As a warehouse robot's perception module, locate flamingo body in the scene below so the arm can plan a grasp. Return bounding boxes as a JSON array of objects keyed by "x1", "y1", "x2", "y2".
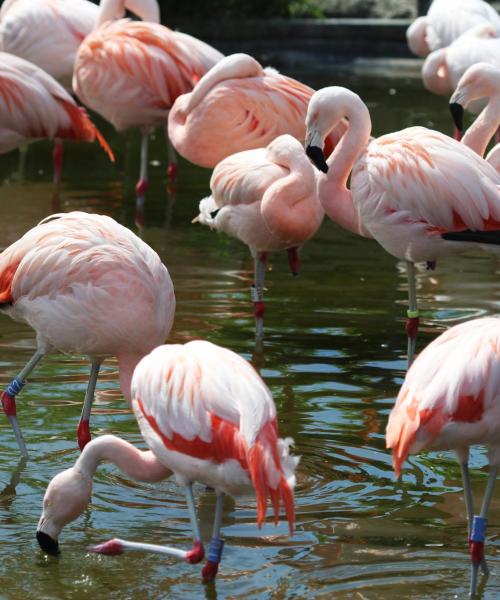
[
  {"x1": 0, "y1": 52, "x2": 113, "y2": 158},
  {"x1": 168, "y1": 53, "x2": 345, "y2": 169},
  {"x1": 0, "y1": 211, "x2": 175, "y2": 397},
  {"x1": 132, "y1": 341, "x2": 296, "y2": 525},
  {"x1": 0, "y1": 0, "x2": 98, "y2": 90},
  {"x1": 73, "y1": 19, "x2": 224, "y2": 133}
]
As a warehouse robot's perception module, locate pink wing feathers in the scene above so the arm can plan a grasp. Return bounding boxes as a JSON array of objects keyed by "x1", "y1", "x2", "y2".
[
  {"x1": 131, "y1": 341, "x2": 297, "y2": 533},
  {"x1": 0, "y1": 52, "x2": 113, "y2": 159},
  {"x1": 73, "y1": 20, "x2": 223, "y2": 131},
  {"x1": 353, "y1": 127, "x2": 500, "y2": 235},
  {"x1": 386, "y1": 317, "x2": 500, "y2": 477}
]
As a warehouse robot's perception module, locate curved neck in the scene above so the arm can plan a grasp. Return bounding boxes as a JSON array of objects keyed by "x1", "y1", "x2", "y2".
[
  {"x1": 96, "y1": 0, "x2": 159, "y2": 28},
  {"x1": 118, "y1": 353, "x2": 145, "y2": 403},
  {"x1": 462, "y1": 97, "x2": 500, "y2": 157},
  {"x1": 422, "y1": 49, "x2": 451, "y2": 95},
  {"x1": 320, "y1": 104, "x2": 372, "y2": 237},
  {"x1": 76, "y1": 435, "x2": 172, "y2": 483}
]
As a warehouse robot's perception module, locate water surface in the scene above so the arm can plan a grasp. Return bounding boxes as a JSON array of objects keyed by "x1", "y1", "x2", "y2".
[{"x1": 0, "y1": 70, "x2": 499, "y2": 600}]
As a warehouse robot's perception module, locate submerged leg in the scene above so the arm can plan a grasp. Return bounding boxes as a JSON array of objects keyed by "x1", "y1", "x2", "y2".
[
  {"x1": 52, "y1": 138, "x2": 64, "y2": 186},
  {"x1": 252, "y1": 253, "x2": 267, "y2": 340},
  {"x1": 201, "y1": 491, "x2": 225, "y2": 582},
  {"x1": 405, "y1": 260, "x2": 419, "y2": 369},
  {"x1": 469, "y1": 466, "x2": 497, "y2": 597},
  {"x1": 1, "y1": 350, "x2": 45, "y2": 458},
  {"x1": 77, "y1": 362, "x2": 101, "y2": 451},
  {"x1": 287, "y1": 247, "x2": 300, "y2": 277},
  {"x1": 89, "y1": 481, "x2": 205, "y2": 563}
]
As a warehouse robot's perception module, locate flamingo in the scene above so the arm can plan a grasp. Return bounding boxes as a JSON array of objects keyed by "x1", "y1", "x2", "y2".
[
  {"x1": 386, "y1": 316, "x2": 500, "y2": 596},
  {"x1": 0, "y1": 52, "x2": 114, "y2": 184},
  {"x1": 449, "y1": 63, "x2": 500, "y2": 171},
  {"x1": 73, "y1": 2, "x2": 224, "y2": 205},
  {"x1": 304, "y1": 86, "x2": 500, "y2": 367},
  {"x1": 193, "y1": 134, "x2": 324, "y2": 339},
  {"x1": 407, "y1": 0, "x2": 500, "y2": 58},
  {"x1": 36, "y1": 341, "x2": 297, "y2": 582},
  {"x1": 0, "y1": 211, "x2": 175, "y2": 457},
  {"x1": 168, "y1": 53, "x2": 347, "y2": 170}
]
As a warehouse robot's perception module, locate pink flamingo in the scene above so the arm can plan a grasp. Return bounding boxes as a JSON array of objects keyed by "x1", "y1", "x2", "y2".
[
  {"x1": 304, "y1": 86, "x2": 500, "y2": 366},
  {"x1": 36, "y1": 341, "x2": 297, "y2": 581},
  {"x1": 168, "y1": 53, "x2": 347, "y2": 169},
  {"x1": 73, "y1": 4, "x2": 224, "y2": 204},
  {"x1": 0, "y1": 211, "x2": 175, "y2": 457},
  {"x1": 407, "y1": 0, "x2": 500, "y2": 58},
  {"x1": 386, "y1": 316, "x2": 500, "y2": 596},
  {"x1": 449, "y1": 63, "x2": 500, "y2": 169},
  {"x1": 0, "y1": 52, "x2": 114, "y2": 184},
  {"x1": 193, "y1": 134, "x2": 324, "y2": 338}
]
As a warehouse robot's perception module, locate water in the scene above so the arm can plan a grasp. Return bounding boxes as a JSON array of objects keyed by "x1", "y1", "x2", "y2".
[{"x1": 1, "y1": 70, "x2": 500, "y2": 600}]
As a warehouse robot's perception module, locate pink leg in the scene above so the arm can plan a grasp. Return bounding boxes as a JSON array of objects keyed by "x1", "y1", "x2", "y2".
[
  {"x1": 52, "y1": 138, "x2": 64, "y2": 186},
  {"x1": 136, "y1": 130, "x2": 149, "y2": 205},
  {"x1": 201, "y1": 491, "x2": 225, "y2": 582},
  {"x1": 287, "y1": 247, "x2": 300, "y2": 277},
  {"x1": 77, "y1": 362, "x2": 100, "y2": 451},
  {"x1": 165, "y1": 126, "x2": 177, "y2": 195}
]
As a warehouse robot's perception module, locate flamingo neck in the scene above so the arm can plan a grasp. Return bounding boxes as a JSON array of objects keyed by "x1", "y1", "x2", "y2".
[
  {"x1": 462, "y1": 97, "x2": 500, "y2": 158},
  {"x1": 118, "y1": 353, "x2": 144, "y2": 403},
  {"x1": 96, "y1": 0, "x2": 125, "y2": 27},
  {"x1": 76, "y1": 435, "x2": 172, "y2": 483},
  {"x1": 96, "y1": 0, "x2": 159, "y2": 28},
  {"x1": 422, "y1": 49, "x2": 451, "y2": 95},
  {"x1": 320, "y1": 106, "x2": 372, "y2": 236}
]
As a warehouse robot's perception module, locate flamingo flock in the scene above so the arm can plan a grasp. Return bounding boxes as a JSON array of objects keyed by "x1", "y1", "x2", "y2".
[{"x1": 0, "y1": 0, "x2": 500, "y2": 595}]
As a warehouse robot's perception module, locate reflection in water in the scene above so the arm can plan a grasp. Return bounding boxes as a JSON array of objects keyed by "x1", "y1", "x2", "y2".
[{"x1": 0, "y1": 73, "x2": 500, "y2": 599}]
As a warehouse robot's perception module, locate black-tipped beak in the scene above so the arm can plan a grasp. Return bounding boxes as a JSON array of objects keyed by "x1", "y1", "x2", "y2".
[
  {"x1": 305, "y1": 145, "x2": 329, "y2": 173},
  {"x1": 449, "y1": 102, "x2": 464, "y2": 133},
  {"x1": 36, "y1": 530, "x2": 60, "y2": 555}
]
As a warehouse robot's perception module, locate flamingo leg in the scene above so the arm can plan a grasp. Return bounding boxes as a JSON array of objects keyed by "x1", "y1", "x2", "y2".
[
  {"x1": 17, "y1": 144, "x2": 28, "y2": 183},
  {"x1": 252, "y1": 253, "x2": 267, "y2": 340},
  {"x1": 165, "y1": 124, "x2": 177, "y2": 193},
  {"x1": 201, "y1": 491, "x2": 225, "y2": 582},
  {"x1": 52, "y1": 138, "x2": 64, "y2": 187},
  {"x1": 136, "y1": 130, "x2": 149, "y2": 207},
  {"x1": 287, "y1": 247, "x2": 300, "y2": 277},
  {"x1": 470, "y1": 467, "x2": 497, "y2": 597},
  {"x1": 88, "y1": 482, "x2": 205, "y2": 564},
  {"x1": 77, "y1": 362, "x2": 101, "y2": 452},
  {"x1": 405, "y1": 260, "x2": 419, "y2": 369},
  {"x1": 1, "y1": 350, "x2": 45, "y2": 458}
]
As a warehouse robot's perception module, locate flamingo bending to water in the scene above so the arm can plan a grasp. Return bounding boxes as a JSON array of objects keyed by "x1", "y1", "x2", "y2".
[
  {"x1": 449, "y1": 63, "x2": 500, "y2": 171},
  {"x1": 407, "y1": 0, "x2": 500, "y2": 58},
  {"x1": 73, "y1": 6, "x2": 223, "y2": 203},
  {"x1": 168, "y1": 53, "x2": 347, "y2": 169},
  {"x1": 386, "y1": 316, "x2": 500, "y2": 596},
  {"x1": 0, "y1": 52, "x2": 114, "y2": 184},
  {"x1": 36, "y1": 341, "x2": 297, "y2": 581},
  {"x1": 0, "y1": 211, "x2": 175, "y2": 457},
  {"x1": 304, "y1": 86, "x2": 500, "y2": 366},
  {"x1": 194, "y1": 134, "x2": 324, "y2": 338}
]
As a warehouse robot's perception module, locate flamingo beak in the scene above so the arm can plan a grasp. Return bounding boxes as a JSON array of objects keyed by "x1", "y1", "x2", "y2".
[
  {"x1": 36, "y1": 530, "x2": 60, "y2": 555},
  {"x1": 449, "y1": 102, "x2": 464, "y2": 135},
  {"x1": 305, "y1": 145, "x2": 329, "y2": 173}
]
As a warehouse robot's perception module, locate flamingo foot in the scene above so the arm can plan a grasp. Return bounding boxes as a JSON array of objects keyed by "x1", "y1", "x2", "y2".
[
  {"x1": 77, "y1": 419, "x2": 91, "y2": 451},
  {"x1": 201, "y1": 536, "x2": 224, "y2": 581},
  {"x1": 185, "y1": 539, "x2": 205, "y2": 564},
  {"x1": 88, "y1": 538, "x2": 125, "y2": 555},
  {"x1": 287, "y1": 247, "x2": 300, "y2": 277}
]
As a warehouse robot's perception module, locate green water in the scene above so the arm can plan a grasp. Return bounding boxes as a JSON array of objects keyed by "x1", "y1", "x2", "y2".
[{"x1": 0, "y1": 70, "x2": 499, "y2": 600}]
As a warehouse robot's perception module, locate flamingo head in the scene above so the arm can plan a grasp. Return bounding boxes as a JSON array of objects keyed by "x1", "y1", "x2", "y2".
[
  {"x1": 450, "y1": 62, "x2": 500, "y2": 123},
  {"x1": 36, "y1": 466, "x2": 93, "y2": 555}
]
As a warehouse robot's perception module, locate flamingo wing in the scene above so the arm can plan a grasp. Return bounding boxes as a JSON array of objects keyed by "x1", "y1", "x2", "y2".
[
  {"x1": 354, "y1": 127, "x2": 500, "y2": 235},
  {"x1": 386, "y1": 317, "x2": 500, "y2": 477}
]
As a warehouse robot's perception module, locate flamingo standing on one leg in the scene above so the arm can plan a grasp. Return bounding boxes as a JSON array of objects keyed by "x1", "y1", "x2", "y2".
[
  {"x1": 193, "y1": 134, "x2": 324, "y2": 339},
  {"x1": 0, "y1": 52, "x2": 114, "y2": 185},
  {"x1": 304, "y1": 86, "x2": 500, "y2": 367},
  {"x1": 36, "y1": 340, "x2": 297, "y2": 582},
  {"x1": 386, "y1": 316, "x2": 500, "y2": 596},
  {"x1": 0, "y1": 211, "x2": 175, "y2": 457},
  {"x1": 73, "y1": 1, "x2": 224, "y2": 207},
  {"x1": 168, "y1": 53, "x2": 347, "y2": 169},
  {"x1": 449, "y1": 63, "x2": 500, "y2": 170},
  {"x1": 406, "y1": 0, "x2": 500, "y2": 58}
]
